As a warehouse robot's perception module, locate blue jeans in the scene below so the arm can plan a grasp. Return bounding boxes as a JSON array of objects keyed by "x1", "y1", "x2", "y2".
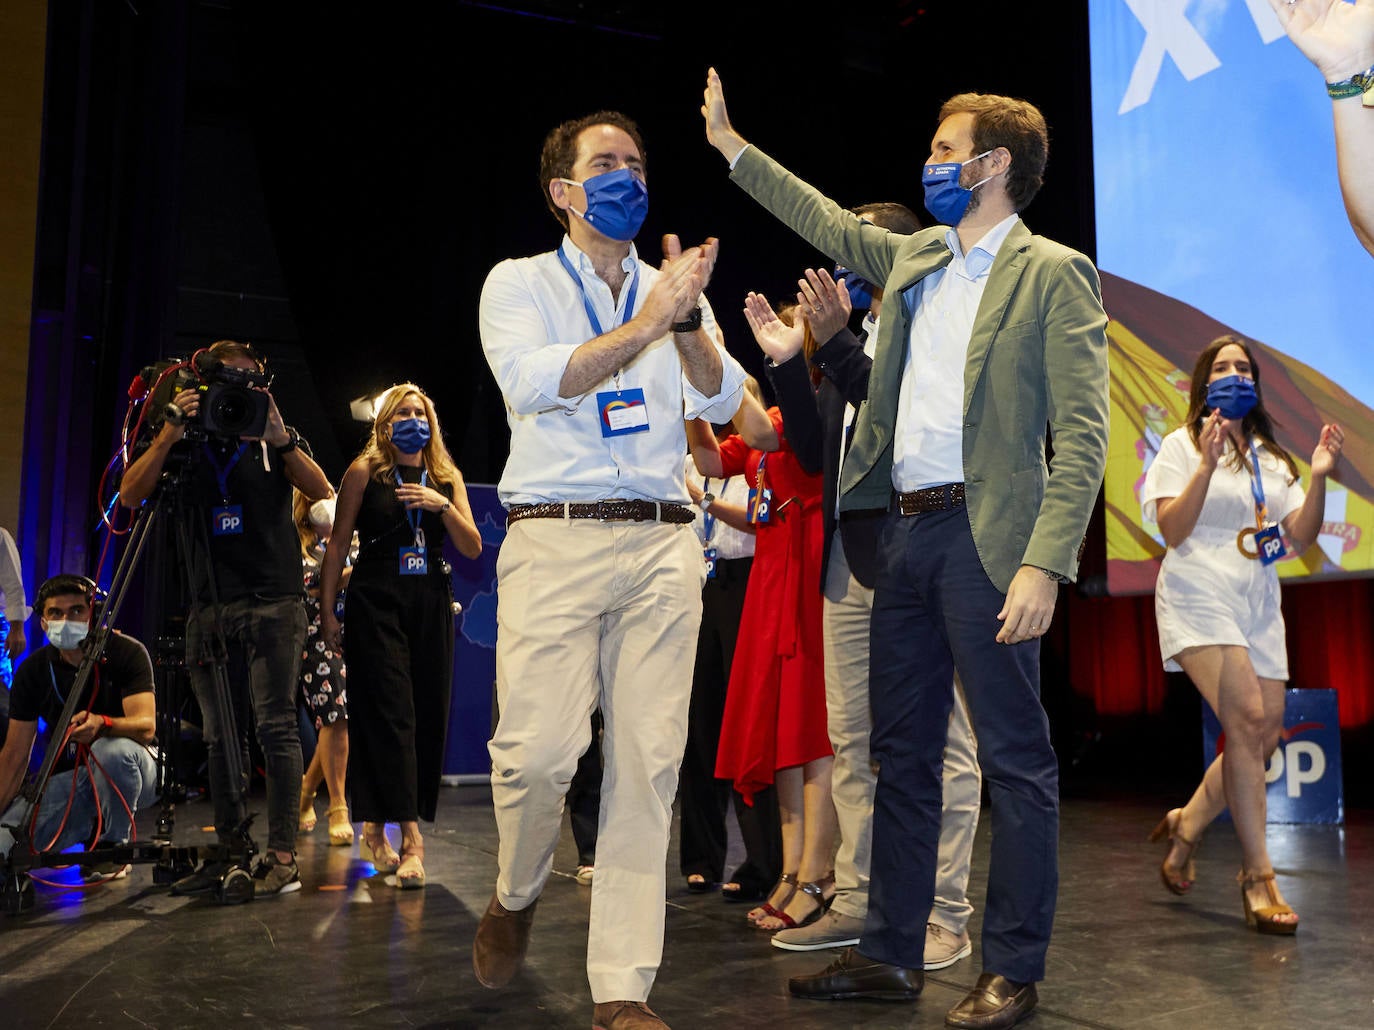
[
  {"x1": 185, "y1": 595, "x2": 306, "y2": 854},
  {"x1": 0, "y1": 737, "x2": 158, "y2": 860}
]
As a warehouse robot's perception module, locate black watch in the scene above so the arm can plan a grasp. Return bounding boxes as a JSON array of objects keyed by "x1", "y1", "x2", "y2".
[
  {"x1": 275, "y1": 427, "x2": 300, "y2": 454},
  {"x1": 671, "y1": 307, "x2": 703, "y2": 333}
]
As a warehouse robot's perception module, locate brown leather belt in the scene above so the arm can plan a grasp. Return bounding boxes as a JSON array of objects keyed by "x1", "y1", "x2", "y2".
[
  {"x1": 893, "y1": 483, "x2": 965, "y2": 516},
  {"x1": 506, "y1": 500, "x2": 697, "y2": 527}
]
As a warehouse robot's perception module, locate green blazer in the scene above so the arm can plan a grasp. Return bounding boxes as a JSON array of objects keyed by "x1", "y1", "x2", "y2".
[{"x1": 731, "y1": 146, "x2": 1109, "y2": 592}]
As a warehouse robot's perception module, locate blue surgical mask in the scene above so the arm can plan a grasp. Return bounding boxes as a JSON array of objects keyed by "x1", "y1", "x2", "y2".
[
  {"x1": 560, "y1": 168, "x2": 649, "y2": 241},
  {"x1": 1206, "y1": 375, "x2": 1259, "y2": 420},
  {"x1": 389, "y1": 417, "x2": 431, "y2": 454},
  {"x1": 921, "y1": 150, "x2": 994, "y2": 225},
  {"x1": 834, "y1": 266, "x2": 874, "y2": 311},
  {"x1": 46, "y1": 618, "x2": 89, "y2": 651}
]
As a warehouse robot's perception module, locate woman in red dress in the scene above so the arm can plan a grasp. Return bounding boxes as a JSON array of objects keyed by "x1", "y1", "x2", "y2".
[{"x1": 690, "y1": 311, "x2": 837, "y2": 932}]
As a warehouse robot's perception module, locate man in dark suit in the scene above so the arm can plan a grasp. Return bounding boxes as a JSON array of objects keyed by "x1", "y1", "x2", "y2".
[
  {"x1": 758, "y1": 206, "x2": 981, "y2": 972},
  {"x1": 703, "y1": 68, "x2": 1109, "y2": 1030}
]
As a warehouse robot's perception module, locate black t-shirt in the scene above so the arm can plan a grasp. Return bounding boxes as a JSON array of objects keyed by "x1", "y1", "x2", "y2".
[
  {"x1": 9, "y1": 632, "x2": 154, "y2": 774},
  {"x1": 146, "y1": 436, "x2": 303, "y2": 602}
]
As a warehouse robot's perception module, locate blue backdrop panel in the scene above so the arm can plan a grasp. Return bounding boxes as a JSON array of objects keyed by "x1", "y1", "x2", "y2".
[
  {"x1": 443, "y1": 483, "x2": 505, "y2": 777},
  {"x1": 1201, "y1": 688, "x2": 1344, "y2": 825}
]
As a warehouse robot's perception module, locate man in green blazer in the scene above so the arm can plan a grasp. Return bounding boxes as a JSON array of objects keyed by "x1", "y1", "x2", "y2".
[{"x1": 702, "y1": 68, "x2": 1109, "y2": 1030}]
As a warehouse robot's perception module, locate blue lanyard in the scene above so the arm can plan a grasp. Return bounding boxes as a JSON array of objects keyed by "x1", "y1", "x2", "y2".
[
  {"x1": 755, "y1": 453, "x2": 768, "y2": 491},
  {"x1": 203, "y1": 442, "x2": 248, "y2": 502},
  {"x1": 395, "y1": 468, "x2": 428, "y2": 544},
  {"x1": 557, "y1": 247, "x2": 639, "y2": 339},
  {"x1": 703, "y1": 477, "x2": 718, "y2": 542},
  {"x1": 1245, "y1": 439, "x2": 1269, "y2": 526}
]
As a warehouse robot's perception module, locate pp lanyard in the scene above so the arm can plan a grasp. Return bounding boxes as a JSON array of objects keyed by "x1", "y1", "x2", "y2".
[
  {"x1": 557, "y1": 248, "x2": 639, "y2": 338},
  {"x1": 203, "y1": 442, "x2": 248, "y2": 503},
  {"x1": 396, "y1": 469, "x2": 429, "y2": 547},
  {"x1": 702, "y1": 477, "x2": 718, "y2": 542},
  {"x1": 1237, "y1": 439, "x2": 1285, "y2": 564},
  {"x1": 1245, "y1": 439, "x2": 1269, "y2": 529}
]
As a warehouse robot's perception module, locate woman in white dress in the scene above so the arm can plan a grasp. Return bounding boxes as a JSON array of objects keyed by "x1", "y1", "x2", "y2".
[{"x1": 1141, "y1": 334, "x2": 1343, "y2": 935}]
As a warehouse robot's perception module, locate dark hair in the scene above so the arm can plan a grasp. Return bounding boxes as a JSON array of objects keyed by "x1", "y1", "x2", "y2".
[
  {"x1": 1184, "y1": 334, "x2": 1298, "y2": 481},
  {"x1": 539, "y1": 110, "x2": 646, "y2": 230},
  {"x1": 36, "y1": 574, "x2": 97, "y2": 615},
  {"x1": 937, "y1": 93, "x2": 1049, "y2": 211},
  {"x1": 852, "y1": 201, "x2": 924, "y2": 234}
]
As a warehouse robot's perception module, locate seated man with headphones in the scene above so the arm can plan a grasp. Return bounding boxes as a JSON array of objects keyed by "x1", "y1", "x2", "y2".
[{"x1": 0, "y1": 574, "x2": 157, "y2": 882}]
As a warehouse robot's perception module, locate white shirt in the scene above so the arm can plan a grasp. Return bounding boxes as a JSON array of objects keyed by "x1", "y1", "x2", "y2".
[
  {"x1": 0, "y1": 527, "x2": 29, "y2": 622},
  {"x1": 479, "y1": 237, "x2": 746, "y2": 506},
  {"x1": 686, "y1": 456, "x2": 756, "y2": 560},
  {"x1": 893, "y1": 213, "x2": 1020, "y2": 492}
]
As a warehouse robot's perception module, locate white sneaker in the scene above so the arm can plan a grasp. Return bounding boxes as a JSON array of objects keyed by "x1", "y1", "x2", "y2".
[
  {"x1": 924, "y1": 922, "x2": 972, "y2": 970},
  {"x1": 575, "y1": 864, "x2": 594, "y2": 886}
]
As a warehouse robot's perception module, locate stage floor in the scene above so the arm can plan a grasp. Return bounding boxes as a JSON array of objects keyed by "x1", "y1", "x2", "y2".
[{"x1": 2, "y1": 783, "x2": 1370, "y2": 1029}]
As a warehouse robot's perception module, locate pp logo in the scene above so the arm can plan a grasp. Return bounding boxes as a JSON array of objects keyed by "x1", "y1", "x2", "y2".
[
  {"x1": 1262, "y1": 536, "x2": 1283, "y2": 560},
  {"x1": 214, "y1": 511, "x2": 243, "y2": 534},
  {"x1": 403, "y1": 550, "x2": 425, "y2": 570},
  {"x1": 1264, "y1": 723, "x2": 1327, "y2": 798}
]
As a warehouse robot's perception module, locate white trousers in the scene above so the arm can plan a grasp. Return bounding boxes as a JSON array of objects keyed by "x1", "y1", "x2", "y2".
[{"x1": 488, "y1": 518, "x2": 704, "y2": 1002}]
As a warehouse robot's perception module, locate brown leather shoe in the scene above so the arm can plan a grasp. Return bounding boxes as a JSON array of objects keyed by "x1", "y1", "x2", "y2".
[
  {"x1": 591, "y1": 1000, "x2": 669, "y2": 1029},
  {"x1": 788, "y1": 946, "x2": 923, "y2": 1001},
  {"x1": 945, "y1": 972, "x2": 1038, "y2": 1029},
  {"x1": 472, "y1": 894, "x2": 538, "y2": 988}
]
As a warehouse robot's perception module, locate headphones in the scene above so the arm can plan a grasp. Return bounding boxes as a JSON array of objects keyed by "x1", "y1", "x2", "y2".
[{"x1": 35, "y1": 574, "x2": 104, "y2": 619}]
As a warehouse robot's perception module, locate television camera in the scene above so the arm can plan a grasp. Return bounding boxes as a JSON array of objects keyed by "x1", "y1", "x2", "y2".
[{"x1": 137, "y1": 351, "x2": 272, "y2": 442}]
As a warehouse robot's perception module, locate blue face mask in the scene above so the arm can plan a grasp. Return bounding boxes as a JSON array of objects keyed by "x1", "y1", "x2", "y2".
[
  {"x1": 834, "y1": 266, "x2": 874, "y2": 310},
  {"x1": 1206, "y1": 374, "x2": 1259, "y2": 420},
  {"x1": 389, "y1": 417, "x2": 431, "y2": 454},
  {"x1": 46, "y1": 618, "x2": 89, "y2": 651},
  {"x1": 921, "y1": 150, "x2": 994, "y2": 225},
  {"x1": 561, "y1": 167, "x2": 649, "y2": 241}
]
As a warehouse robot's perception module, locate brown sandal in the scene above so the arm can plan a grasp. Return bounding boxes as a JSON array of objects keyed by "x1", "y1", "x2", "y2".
[
  {"x1": 1238, "y1": 869, "x2": 1298, "y2": 935},
  {"x1": 1148, "y1": 809, "x2": 1200, "y2": 895}
]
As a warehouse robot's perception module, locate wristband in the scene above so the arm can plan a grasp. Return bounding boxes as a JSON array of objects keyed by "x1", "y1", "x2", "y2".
[
  {"x1": 1326, "y1": 63, "x2": 1374, "y2": 100},
  {"x1": 671, "y1": 307, "x2": 703, "y2": 333},
  {"x1": 100, "y1": 714, "x2": 114, "y2": 737}
]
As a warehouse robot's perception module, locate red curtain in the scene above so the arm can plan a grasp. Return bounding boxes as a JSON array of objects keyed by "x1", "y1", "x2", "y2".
[{"x1": 1058, "y1": 579, "x2": 1374, "y2": 727}]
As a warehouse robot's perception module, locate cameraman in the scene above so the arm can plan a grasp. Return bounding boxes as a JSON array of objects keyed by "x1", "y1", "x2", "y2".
[
  {"x1": 0, "y1": 574, "x2": 156, "y2": 882},
  {"x1": 120, "y1": 339, "x2": 332, "y2": 897}
]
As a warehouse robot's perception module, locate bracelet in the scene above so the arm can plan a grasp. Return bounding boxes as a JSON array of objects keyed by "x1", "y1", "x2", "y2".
[
  {"x1": 671, "y1": 307, "x2": 703, "y2": 333},
  {"x1": 1032, "y1": 565, "x2": 1067, "y2": 583},
  {"x1": 100, "y1": 714, "x2": 114, "y2": 737},
  {"x1": 275, "y1": 427, "x2": 300, "y2": 454},
  {"x1": 1326, "y1": 62, "x2": 1374, "y2": 100}
]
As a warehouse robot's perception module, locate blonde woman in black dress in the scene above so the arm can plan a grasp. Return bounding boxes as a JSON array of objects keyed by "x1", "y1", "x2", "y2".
[{"x1": 320, "y1": 383, "x2": 481, "y2": 887}]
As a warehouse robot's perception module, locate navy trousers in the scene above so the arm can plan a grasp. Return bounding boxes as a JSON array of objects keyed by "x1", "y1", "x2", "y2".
[{"x1": 860, "y1": 506, "x2": 1058, "y2": 983}]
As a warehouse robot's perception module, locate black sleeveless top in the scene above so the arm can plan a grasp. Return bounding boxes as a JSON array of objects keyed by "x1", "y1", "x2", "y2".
[{"x1": 352, "y1": 465, "x2": 452, "y2": 569}]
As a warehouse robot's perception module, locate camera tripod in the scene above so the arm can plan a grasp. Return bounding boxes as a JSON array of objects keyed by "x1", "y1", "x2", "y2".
[{"x1": 0, "y1": 463, "x2": 260, "y2": 915}]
